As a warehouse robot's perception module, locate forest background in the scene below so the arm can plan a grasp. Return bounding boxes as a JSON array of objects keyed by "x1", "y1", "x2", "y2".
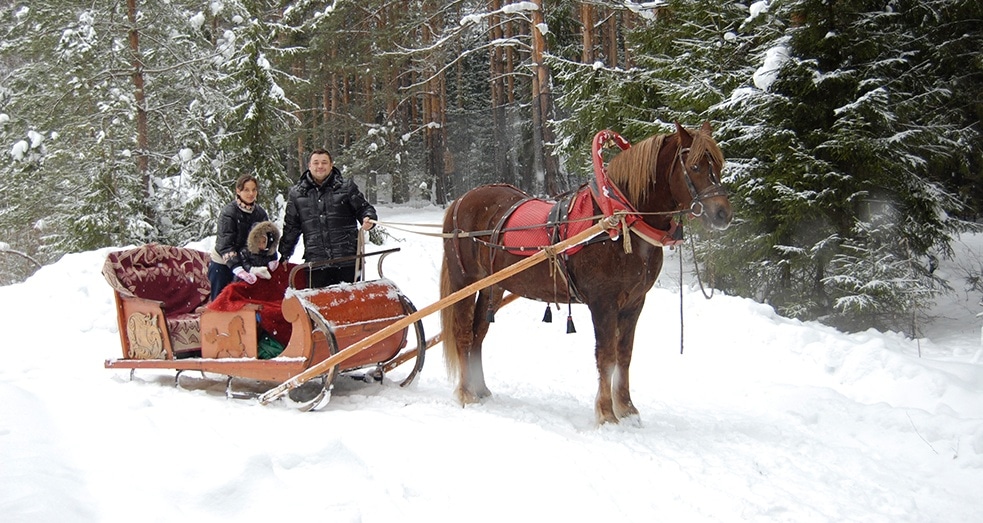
[{"x1": 1, "y1": 0, "x2": 981, "y2": 334}]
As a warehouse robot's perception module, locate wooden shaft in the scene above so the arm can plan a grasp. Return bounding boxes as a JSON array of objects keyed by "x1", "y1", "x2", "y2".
[
  {"x1": 382, "y1": 292, "x2": 522, "y2": 373},
  {"x1": 258, "y1": 219, "x2": 613, "y2": 405}
]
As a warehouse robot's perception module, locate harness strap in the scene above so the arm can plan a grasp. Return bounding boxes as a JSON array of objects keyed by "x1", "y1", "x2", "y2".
[{"x1": 489, "y1": 195, "x2": 537, "y2": 271}]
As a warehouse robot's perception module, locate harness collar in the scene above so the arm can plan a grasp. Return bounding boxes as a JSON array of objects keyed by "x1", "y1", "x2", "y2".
[{"x1": 589, "y1": 130, "x2": 683, "y2": 247}]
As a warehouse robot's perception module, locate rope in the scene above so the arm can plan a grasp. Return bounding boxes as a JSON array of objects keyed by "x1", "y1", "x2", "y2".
[
  {"x1": 688, "y1": 233, "x2": 715, "y2": 300},
  {"x1": 679, "y1": 243, "x2": 685, "y2": 355},
  {"x1": 370, "y1": 206, "x2": 692, "y2": 243},
  {"x1": 620, "y1": 215, "x2": 632, "y2": 254}
]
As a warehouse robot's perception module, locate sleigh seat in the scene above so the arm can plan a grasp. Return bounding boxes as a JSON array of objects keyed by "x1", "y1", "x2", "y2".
[{"x1": 103, "y1": 243, "x2": 212, "y2": 360}]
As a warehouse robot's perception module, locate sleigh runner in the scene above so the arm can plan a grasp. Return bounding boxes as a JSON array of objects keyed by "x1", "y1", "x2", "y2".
[{"x1": 103, "y1": 243, "x2": 425, "y2": 410}]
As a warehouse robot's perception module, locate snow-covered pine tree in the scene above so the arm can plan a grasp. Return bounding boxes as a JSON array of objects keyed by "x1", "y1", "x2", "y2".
[
  {"x1": 550, "y1": 0, "x2": 752, "y2": 181},
  {"x1": 0, "y1": 1, "x2": 301, "y2": 260},
  {"x1": 0, "y1": 2, "x2": 158, "y2": 251},
  {"x1": 711, "y1": 0, "x2": 977, "y2": 331},
  {"x1": 214, "y1": 0, "x2": 300, "y2": 215}
]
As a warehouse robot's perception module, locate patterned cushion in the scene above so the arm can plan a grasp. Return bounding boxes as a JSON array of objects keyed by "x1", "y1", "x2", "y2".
[
  {"x1": 166, "y1": 313, "x2": 203, "y2": 353},
  {"x1": 103, "y1": 244, "x2": 211, "y2": 316}
]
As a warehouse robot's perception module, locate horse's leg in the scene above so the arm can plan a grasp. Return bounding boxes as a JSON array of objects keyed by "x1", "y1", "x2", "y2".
[
  {"x1": 451, "y1": 295, "x2": 490, "y2": 404},
  {"x1": 589, "y1": 305, "x2": 620, "y2": 425},
  {"x1": 461, "y1": 286, "x2": 503, "y2": 400},
  {"x1": 441, "y1": 261, "x2": 483, "y2": 404},
  {"x1": 612, "y1": 304, "x2": 644, "y2": 425}
]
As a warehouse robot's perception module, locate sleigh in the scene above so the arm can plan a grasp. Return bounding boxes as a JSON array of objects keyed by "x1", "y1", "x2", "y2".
[{"x1": 102, "y1": 243, "x2": 425, "y2": 410}]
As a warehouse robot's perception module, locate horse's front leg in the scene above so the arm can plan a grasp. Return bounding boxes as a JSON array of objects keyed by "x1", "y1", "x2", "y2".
[
  {"x1": 612, "y1": 305, "x2": 644, "y2": 425},
  {"x1": 590, "y1": 307, "x2": 620, "y2": 425}
]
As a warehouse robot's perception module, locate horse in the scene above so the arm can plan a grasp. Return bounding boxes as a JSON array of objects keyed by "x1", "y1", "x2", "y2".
[{"x1": 439, "y1": 122, "x2": 733, "y2": 425}]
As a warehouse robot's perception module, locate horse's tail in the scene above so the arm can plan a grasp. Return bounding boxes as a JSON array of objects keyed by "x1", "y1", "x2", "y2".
[{"x1": 439, "y1": 256, "x2": 461, "y2": 380}]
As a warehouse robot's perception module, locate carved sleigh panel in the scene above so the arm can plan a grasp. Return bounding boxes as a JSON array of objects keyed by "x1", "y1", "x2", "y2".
[
  {"x1": 103, "y1": 244, "x2": 211, "y2": 359},
  {"x1": 199, "y1": 306, "x2": 260, "y2": 359}
]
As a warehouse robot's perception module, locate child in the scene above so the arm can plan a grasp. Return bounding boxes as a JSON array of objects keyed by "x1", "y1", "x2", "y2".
[{"x1": 240, "y1": 221, "x2": 281, "y2": 280}]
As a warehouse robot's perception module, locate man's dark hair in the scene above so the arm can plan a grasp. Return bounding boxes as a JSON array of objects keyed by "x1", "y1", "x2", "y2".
[{"x1": 309, "y1": 148, "x2": 332, "y2": 162}]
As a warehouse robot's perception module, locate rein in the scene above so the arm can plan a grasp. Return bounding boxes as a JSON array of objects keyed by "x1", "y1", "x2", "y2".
[{"x1": 371, "y1": 128, "x2": 726, "y2": 254}]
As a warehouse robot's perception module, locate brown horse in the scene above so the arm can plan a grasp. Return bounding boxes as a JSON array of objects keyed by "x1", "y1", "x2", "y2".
[{"x1": 440, "y1": 122, "x2": 733, "y2": 425}]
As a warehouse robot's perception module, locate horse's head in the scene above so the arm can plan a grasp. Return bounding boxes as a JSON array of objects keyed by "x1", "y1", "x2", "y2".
[
  {"x1": 669, "y1": 121, "x2": 733, "y2": 230},
  {"x1": 606, "y1": 122, "x2": 733, "y2": 232}
]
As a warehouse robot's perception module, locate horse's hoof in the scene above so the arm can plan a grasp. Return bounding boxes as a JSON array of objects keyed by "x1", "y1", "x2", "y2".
[
  {"x1": 455, "y1": 388, "x2": 490, "y2": 406},
  {"x1": 618, "y1": 413, "x2": 642, "y2": 428},
  {"x1": 595, "y1": 409, "x2": 620, "y2": 426}
]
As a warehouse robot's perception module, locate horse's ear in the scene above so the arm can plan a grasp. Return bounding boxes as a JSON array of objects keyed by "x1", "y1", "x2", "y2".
[
  {"x1": 701, "y1": 121, "x2": 713, "y2": 134},
  {"x1": 674, "y1": 121, "x2": 690, "y2": 137}
]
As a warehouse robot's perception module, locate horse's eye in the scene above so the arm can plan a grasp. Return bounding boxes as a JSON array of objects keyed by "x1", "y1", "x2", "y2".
[{"x1": 691, "y1": 164, "x2": 701, "y2": 171}]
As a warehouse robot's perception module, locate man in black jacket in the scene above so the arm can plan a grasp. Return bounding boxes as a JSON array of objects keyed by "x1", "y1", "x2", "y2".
[{"x1": 279, "y1": 149, "x2": 377, "y2": 288}]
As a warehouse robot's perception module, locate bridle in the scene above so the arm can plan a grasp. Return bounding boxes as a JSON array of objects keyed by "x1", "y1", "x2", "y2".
[{"x1": 674, "y1": 145, "x2": 729, "y2": 218}]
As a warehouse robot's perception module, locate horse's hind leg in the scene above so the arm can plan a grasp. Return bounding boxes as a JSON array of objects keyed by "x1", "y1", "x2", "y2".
[
  {"x1": 449, "y1": 295, "x2": 490, "y2": 404},
  {"x1": 465, "y1": 286, "x2": 505, "y2": 394},
  {"x1": 443, "y1": 285, "x2": 497, "y2": 404}
]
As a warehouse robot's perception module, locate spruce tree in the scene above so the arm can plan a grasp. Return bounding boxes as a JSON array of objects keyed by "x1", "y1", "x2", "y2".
[
  {"x1": 712, "y1": 0, "x2": 976, "y2": 331},
  {"x1": 0, "y1": 1, "x2": 300, "y2": 259}
]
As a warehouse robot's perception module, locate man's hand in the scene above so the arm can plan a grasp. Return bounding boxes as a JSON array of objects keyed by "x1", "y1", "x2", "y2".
[{"x1": 361, "y1": 217, "x2": 374, "y2": 231}]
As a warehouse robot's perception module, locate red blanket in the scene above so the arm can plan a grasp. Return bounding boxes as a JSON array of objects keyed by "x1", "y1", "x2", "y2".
[
  {"x1": 206, "y1": 263, "x2": 296, "y2": 346},
  {"x1": 502, "y1": 190, "x2": 595, "y2": 256}
]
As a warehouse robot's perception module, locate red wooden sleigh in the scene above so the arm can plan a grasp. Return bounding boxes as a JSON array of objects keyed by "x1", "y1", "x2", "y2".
[{"x1": 102, "y1": 243, "x2": 425, "y2": 410}]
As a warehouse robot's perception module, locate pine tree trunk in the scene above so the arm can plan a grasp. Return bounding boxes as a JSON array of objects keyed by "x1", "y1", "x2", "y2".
[
  {"x1": 531, "y1": 0, "x2": 562, "y2": 195},
  {"x1": 127, "y1": 0, "x2": 149, "y2": 194},
  {"x1": 580, "y1": 3, "x2": 595, "y2": 64},
  {"x1": 604, "y1": 8, "x2": 618, "y2": 68},
  {"x1": 489, "y1": 0, "x2": 513, "y2": 187}
]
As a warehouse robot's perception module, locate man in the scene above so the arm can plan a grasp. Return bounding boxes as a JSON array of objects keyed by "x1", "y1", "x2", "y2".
[{"x1": 279, "y1": 149, "x2": 377, "y2": 287}]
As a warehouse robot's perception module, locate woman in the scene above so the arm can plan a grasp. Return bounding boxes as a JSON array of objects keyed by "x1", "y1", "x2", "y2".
[{"x1": 208, "y1": 174, "x2": 277, "y2": 300}]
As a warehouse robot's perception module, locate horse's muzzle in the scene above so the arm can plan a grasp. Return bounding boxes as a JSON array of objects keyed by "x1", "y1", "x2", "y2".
[{"x1": 697, "y1": 197, "x2": 733, "y2": 230}]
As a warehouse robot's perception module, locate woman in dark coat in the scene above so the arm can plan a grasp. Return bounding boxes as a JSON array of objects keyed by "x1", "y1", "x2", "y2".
[{"x1": 208, "y1": 174, "x2": 275, "y2": 300}]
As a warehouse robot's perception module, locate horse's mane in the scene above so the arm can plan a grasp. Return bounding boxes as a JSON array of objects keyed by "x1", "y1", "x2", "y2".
[{"x1": 606, "y1": 127, "x2": 725, "y2": 205}]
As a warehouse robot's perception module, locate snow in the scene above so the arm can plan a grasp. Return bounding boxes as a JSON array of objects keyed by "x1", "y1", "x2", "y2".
[
  {"x1": 501, "y1": 2, "x2": 538, "y2": 15},
  {"x1": 189, "y1": 12, "x2": 205, "y2": 30},
  {"x1": 748, "y1": 0, "x2": 770, "y2": 21},
  {"x1": 753, "y1": 42, "x2": 790, "y2": 91},
  {"x1": 9, "y1": 140, "x2": 29, "y2": 161},
  {"x1": 2, "y1": 206, "x2": 982, "y2": 522}
]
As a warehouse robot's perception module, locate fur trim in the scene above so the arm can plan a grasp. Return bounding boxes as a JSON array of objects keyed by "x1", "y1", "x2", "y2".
[{"x1": 247, "y1": 221, "x2": 281, "y2": 255}]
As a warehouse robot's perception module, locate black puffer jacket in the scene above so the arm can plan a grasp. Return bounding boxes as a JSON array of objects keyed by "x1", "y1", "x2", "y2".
[
  {"x1": 279, "y1": 167, "x2": 377, "y2": 264},
  {"x1": 213, "y1": 200, "x2": 270, "y2": 271}
]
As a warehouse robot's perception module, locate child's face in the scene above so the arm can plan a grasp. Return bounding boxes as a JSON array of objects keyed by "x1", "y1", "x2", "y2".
[{"x1": 257, "y1": 235, "x2": 268, "y2": 249}]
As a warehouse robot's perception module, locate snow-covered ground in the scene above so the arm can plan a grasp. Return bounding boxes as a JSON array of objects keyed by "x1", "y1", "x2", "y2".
[{"x1": 2, "y1": 206, "x2": 982, "y2": 522}]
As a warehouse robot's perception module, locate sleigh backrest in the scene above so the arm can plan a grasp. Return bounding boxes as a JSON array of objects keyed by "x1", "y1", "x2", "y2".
[{"x1": 102, "y1": 243, "x2": 211, "y2": 316}]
